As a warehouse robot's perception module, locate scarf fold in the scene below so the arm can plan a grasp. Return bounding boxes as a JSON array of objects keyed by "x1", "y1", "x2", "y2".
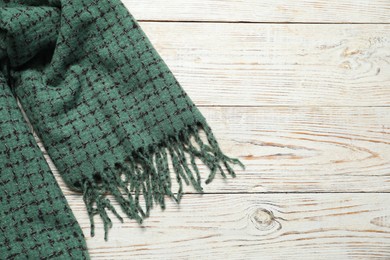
[
  {"x1": 1, "y1": 50, "x2": 89, "y2": 258},
  {"x1": 1, "y1": 0, "x2": 244, "y2": 257}
]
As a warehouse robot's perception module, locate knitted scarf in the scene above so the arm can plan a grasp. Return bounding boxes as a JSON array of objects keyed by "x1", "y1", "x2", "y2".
[{"x1": 0, "y1": 0, "x2": 244, "y2": 258}]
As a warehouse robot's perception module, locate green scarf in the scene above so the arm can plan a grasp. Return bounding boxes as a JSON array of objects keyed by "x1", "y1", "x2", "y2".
[{"x1": 0, "y1": 0, "x2": 244, "y2": 258}]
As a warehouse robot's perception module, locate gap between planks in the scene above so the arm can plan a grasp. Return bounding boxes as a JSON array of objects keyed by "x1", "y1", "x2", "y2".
[{"x1": 138, "y1": 20, "x2": 390, "y2": 25}]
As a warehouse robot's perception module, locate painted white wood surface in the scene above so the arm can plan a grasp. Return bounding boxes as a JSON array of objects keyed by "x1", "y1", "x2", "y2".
[
  {"x1": 123, "y1": 0, "x2": 390, "y2": 23},
  {"x1": 45, "y1": 1, "x2": 390, "y2": 259},
  {"x1": 138, "y1": 22, "x2": 390, "y2": 106},
  {"x1": 66, "y1": 193, "x2": 390, "y2": 259}
]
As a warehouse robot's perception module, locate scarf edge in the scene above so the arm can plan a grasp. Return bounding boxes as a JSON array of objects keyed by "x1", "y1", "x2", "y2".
[{"x1": 80, "y1": 120, "x2": 244, "y2": 241}]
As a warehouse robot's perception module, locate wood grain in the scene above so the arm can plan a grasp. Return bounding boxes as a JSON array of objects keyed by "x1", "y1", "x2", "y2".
[
  {"x1": 124, "y1": 0, "x2": 390, "y2": 23},
  {"x1": 65, "y1": 193, "x2": 390, "y2": 259},
  {"x1": 38, "y1": 106, "x2": 390, "y2": 195},
  {"x1": 138, "y1": 22, "x2": 390, "y2": 106},
  {"x1": 29, "y1": 2, "x2": 390, "y2": 258}
]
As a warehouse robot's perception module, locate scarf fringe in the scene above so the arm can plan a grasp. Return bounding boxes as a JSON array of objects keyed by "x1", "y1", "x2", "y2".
[{"x1": 81, "y1": 122, "x2": 244, "y2": 241}]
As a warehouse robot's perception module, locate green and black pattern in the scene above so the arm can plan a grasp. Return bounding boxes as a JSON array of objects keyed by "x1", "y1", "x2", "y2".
[{"x1": 1, "y1": 0, "x2": 244, "y2": 257}]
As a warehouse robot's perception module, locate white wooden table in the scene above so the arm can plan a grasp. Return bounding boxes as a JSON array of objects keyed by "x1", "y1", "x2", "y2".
[{"x1": 50, "y1": 1, "x2": 390, "y2": 259}]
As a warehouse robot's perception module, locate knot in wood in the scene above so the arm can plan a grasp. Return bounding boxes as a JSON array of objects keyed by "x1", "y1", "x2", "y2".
[{"x1": 252, "y1": 208, "x2": 275, "y2": 229}]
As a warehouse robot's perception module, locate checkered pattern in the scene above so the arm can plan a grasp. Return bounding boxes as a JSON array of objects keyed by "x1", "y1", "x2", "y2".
[
  {"x1": 1, "y1": 0, "x2": 243, "y2": 251},
  {"x1": 0, "y1": 71, "x2": 89, "y2": 258},
  {"x1": 7, "y1": 0, "x2": 205, "y2": 190}
]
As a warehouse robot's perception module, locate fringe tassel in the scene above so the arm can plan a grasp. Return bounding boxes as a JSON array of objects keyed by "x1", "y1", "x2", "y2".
[{"x1": 81, "y1": 122, "x2": 244, "y2": 241}]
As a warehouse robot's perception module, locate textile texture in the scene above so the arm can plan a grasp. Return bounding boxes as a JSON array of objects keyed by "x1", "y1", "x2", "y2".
[{"x1": 0, "y1": 0, "x2": 244, "y2": 258}]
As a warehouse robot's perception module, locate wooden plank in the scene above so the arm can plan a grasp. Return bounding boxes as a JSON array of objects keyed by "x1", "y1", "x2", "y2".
[
  {"x1": 39, "y1": 106, "x2": 390, "y2": 194},
  {"x1": 137, "y1": 22, "x2": 390, "y2": 106},
  {"x1": 66, "y1": 193, "x2": 390, "y2": 259},
  {"x1": 124, "y1": 0, "x2": 390, "y2": 23}
]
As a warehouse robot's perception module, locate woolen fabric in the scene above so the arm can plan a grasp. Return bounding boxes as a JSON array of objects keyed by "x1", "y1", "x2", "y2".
[{"x1": 0, "y1": 0, "x2": 244, "y2": 258}]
